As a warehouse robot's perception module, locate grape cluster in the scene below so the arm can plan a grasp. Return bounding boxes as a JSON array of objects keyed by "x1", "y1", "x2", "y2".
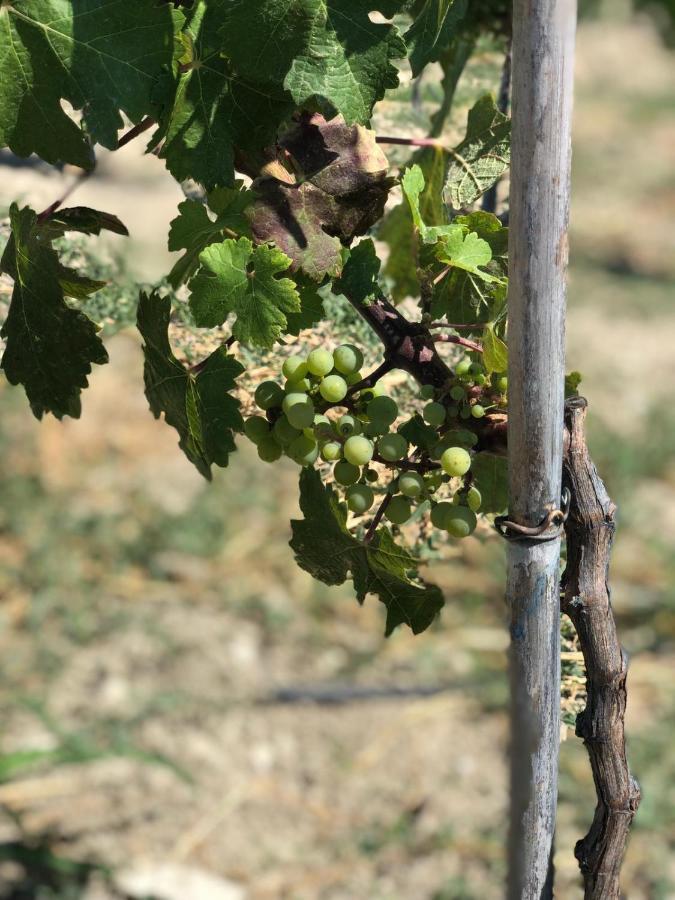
[{"x1": 244, "y1": 346, "x2": 506, "y2": 539}]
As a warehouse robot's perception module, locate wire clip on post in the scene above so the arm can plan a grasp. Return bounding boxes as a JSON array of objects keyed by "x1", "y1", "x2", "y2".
[{"x1": 494, "y1": 488, "x2": 571, "y2": 543}]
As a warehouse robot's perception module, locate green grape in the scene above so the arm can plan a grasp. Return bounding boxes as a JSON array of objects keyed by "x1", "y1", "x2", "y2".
[
  {"x1": 496, "y1": 375, "x2": 508, "y2": 393},
  {"x1": 455, "y1": 357, "x2": 472, "y2": 376},
  {"x1": 446, "y1": 506, "x2": 477, "y2": 538},
  {"x1": 365, "y1": 468, "x2": 379, "y2": 483},
  {"x1": 319, "y1": 374, "x2": 348, "y2": 403},
  {"x1": 474, "y1": 374, "x2": 486, "y2": 386},
  {"x1": 285, "y1": 376, "x2": 311, "y2": 393},
  {"x1": 469, "y1": 362, "x2": 484, "y2": 375},
  {"x1": 346, "y1": 370, "x2": 363, "y2": 386},
  {"x1": 257, "y1": 436, "x2": 282, "y2": 463},
  {"x1": 378, "y1": 433, "x2": 408, "y2": 462},
  {"x1": 313, "y1": 414, "x2": 333, "y2": 440},
  {"x1": 282, "y1": 356, "x2": 308, "y2": 381},
  {"x1": 255, "y1": 380, "x2": 284, "y2": 411},
  {"x1": 364, "y1": 420, "x2": 388, "y2": 438},
  {"x1": 274, "y1": 415, "x2": 301, "y2": 445},
  {"x1": 333, "y1": 344, "x2": 364, "y2": 376},
  {"x1": 446, "y1": 403, "x2": 459, "y2": 418},
  {"x1": 334, "y1": 460, "x2": 360, "y2": 486},
  {"x1": 321, "y1": 441, "x2": 343, "y2": 462},
  {"x1": 346, "y1": 484, "x2": 375, "y2": 514},
  {"x1": 344, "y1": 435, "x2": 374, "y2": 466},
  {"x1": 449, "y1": 385, "x2": 465, "y2": 402},
  {"x1": 423, "y1": 401, "x2": 446, "y2": 427},
  {"x1": 283, "y1": 392, "x2": 315, "y2": 430},
  {"x1": 399, "y1": 471, "x2": 425, "y2": 498},
  {"x1": 288, "y1": 434, "x2": 319, "y2": 467},
  {"x1": 431, "y1": 502, "x2": 454, "y2": 529},
  {"x1": 336, "y1": 414, "x2": 362, "y2": 437},
  {"x1": 420, "y1": 384, "x2": 435, "y2": 400},
  {"x1": 386, "y1": 495, "x2": 412, "y2": 525},
  {"x1": 441, "y1": 446, "x2": 472, "y2": 477},
  {"x1": 307, "y1": 349, "x2": 334, "y2": 377},
  {"x1": 467, "y1": 485, "x2": 482, "y2": 512},
  {"x1": 471, "y1": 404, "x2": 486, "y2": 419},
  {"x1": 425, "y1": 470, "x2": 443, "y2": 491},
  {"x1": 460, "y1": 406, "x2": 471, "y2": 420},
  {"x1": 244, "y1": 416, "x2": 270, "y2": 444},
  {"x1": 367, "y1": 395, "x2": 398, "y2": 426},
  {"x1": 359, "y1": 382, "x2": 384, "y2": 401}
]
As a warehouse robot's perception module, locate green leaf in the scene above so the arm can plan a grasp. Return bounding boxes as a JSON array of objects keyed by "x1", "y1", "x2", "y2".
[
  {"x1": 0, "y1": 0, "x2": 183, "y2": 166},
  {"x1": 0, "y1": 204, "x2": 108, "y2": 420},
  {"x1": 565, "y1": 370, "x2": 583, "y2": 398},
  {"x1": 137, "y1": 291, "x2": 244, "y2": 479},
  {"x1": 482, "y1": 324, "x2": 508, "y2": 374},
  {"x1": 398, "y1": 414, "x2": 438, "y2": 452},
  {"x1": 444, "y1": 94, "x2": 511, "y2": 209},
  {"x1": 471, "y1": 452, "x2": 508, "y2": 514},
  {"x1": 436, "y1": 229, "x2": 498, "y2": 279},
  {"x1": 285, "y1": 275, "x2": 326, "y2": 335},
  {"x1": 154, "y1": 2, "x2": 293, "y2": 188},
  {"x1": 40, "y1": 207, "x2": 128, "y2": 239},
  {"x1": 401, "y1": 164, "x2": 454, "y2": 244},
  {"x1": 167, "y1": 186, "x2": 253, "y2": 288},
  {"x1": 219, "y1": 0, "x2": 407, "y2": 125},
  {"x1": 405, "y1": 0, "x2": 469, "y2": 76},
  {"x1": 333, "y1": 239, "x2": 382, "y2": 305},
  {"x1": 290, "y1": 469, "x2": 444, "y2": 635},
  {"x1": 189, "y1": 237, "x2": 301, "y2": 348}
]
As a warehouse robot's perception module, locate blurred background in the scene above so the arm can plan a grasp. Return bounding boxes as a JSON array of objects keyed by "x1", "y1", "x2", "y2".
[{"x1": 0, "y1": 1, "x2": 674, "y2": 898}]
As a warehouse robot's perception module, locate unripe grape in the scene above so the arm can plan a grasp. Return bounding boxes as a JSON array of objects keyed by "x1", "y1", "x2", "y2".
[
  {"x1": 360, "y1": 382, "x2": 384, "y2": 401},
  {"x1": 319, "y1": 374, "x2": 348, "y2": 403},
  {"x1": 367, "y1": 395, "x2": 398, "y2": 427},
  {"x1": 467, "y1": 485, "x2": 482, "y2": 512},
  {"x1": 431, "y1": 502, "x2": 454, "y2": 529},
  {"x1": 346, "y1": 370, "x2": 363, "y2": 386},
  {"x1": 455, "y1": 357, "x2": 472, "y2": 376},
  {"x1": 423, "y1": 401, "x2": 446, "y2": 427},
  {"x1": 469, "y1": 362, "x2": 484, "y2": 375},
  {"x1": 447, "y1": 506, "x2": 477, "y2": 537},
  {"x1": 377, "y1": 433, "x2": 408, "y2": 462},
  {"x1": 364, "y1": 420, "x2": 388, "y2": 438},
  {"x1": 399, "y1": 471, "x2": 425, "y2": 498},
  {"x1": 255, "y1": 380, "x2": 284, "y2": 411},
  {"x1": 274, "y1": 415, "x2": 301, "y2": 445},
  {"x1": 285, "y1": 376, "x2": 311, "y2": 393},
  {"x1": 446, "y1": 403, "x2": 459, "y2": 418},
  {"x1": 333, "y1": 344, "x2": 364, "y2": 376},
  {"x1": 460, "y1": 406, "x2": 471, "y2": 420},
  {"x1": 283, "y1": 392, "x2": 314, "y2": 430},
  {"x1": 321, "y1": 441, "x2": 343, "y2": 462},
  {"x1": 288, "y1": 434, "x2": 319, "y2": 467},
  {"x1": 257, "y1": 436, "x2": 282, "y2": 463},
  {"x1": 365, "y1": 468, "x2": 379, "y2": 483},
  {"x1": 344, "y1": 435, "x2": 374, "y2": 467},
  {"x1": 282, "y1": 356, "x2": 308, "y2": 381},
  {"x1": 449, "y1": 385, "x2": 465, "y2": 402},
  {"x1": 313, "y1": 414, "x2": 333, "y2": 440},
  {"x1": 307, "y1": 349, "x2": 334, "y2": 377},
  {"x1": 386, "y1": 495, "x2": 412, "y2": 525},
  {"x1": 441, "y1": 446, "x2": 471, "y2": 477},
  {"x1": 474, "y1": 374, "x2": 486, "y2": 386},
  {"x1": 471, "y1": 404, "x2": 486, "y2": 419},
  {"x1": 420, "y1": 384, "x2": 435, "y2": 400},
  {"x1": 244, "y1": 416, "x2": 270, "y2": 444},
  {"x1": 346, "y1": 484, "x2": 375, "y2": 514},
  {"x1": 334, "y1": 460, "x2": 360, "y2": 486},
  {"x1": 337, "y1": 414, "x2": 362, "y2": 437},
  {"x1": 425, "y1": 470, "x2": 443, "y2": 491},
  {"x1": 496, "y1": 375, "x2": 508, "y2": 393}
]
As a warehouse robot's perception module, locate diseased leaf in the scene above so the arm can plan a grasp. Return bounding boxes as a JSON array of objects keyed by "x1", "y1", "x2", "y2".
[
  {"x1": 249, "y1": 114, "x2": 392, "y2": 280},
  {"x1": 0, "y1": 0, "x2": 182, "y2": 166},
  {"x1": 291, "y1": 469, "x2": 444, "y2": 635},
  {"x1": 405, "y1": 0, "x2": 469, "y2": 76},
  {"x1": 482, "y1": 323, "x2": 508, "y2": 374},
  {"x1": 471, "y1": 452, "x2": 508, "y2": 514},
  {"x1": 444, "y1": 94, "x2": 511, "y2": 209},
  {"x1": 189, "y1": 237, "x2": 301, "y2": 347},
  {"x1": 137, "y1": 290, "x2": 244, "y2": 478},
  {"x1": 0, "y1": 205, "x2": 108, "y2": 419},
  {"x1": 167, "y1": 186, "x2": 253, "y2": 287},
  {"x1": 219, "y1": 0, "x2": 407, "y2": 125}
]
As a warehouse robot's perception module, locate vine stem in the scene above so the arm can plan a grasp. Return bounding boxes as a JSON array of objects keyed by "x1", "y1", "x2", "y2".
[
  {"x1": 432, "y1": 334, "x2": 483, "y2": 353},
  {"x1": 372, "y1": 453, "x2": 440, "y2": 474},
  {"x1": 375, "y1": 135, "x2": 444, "y2": 149},
  {"x1": 562, "y1": 397, "x2": 640, "y2": 898},
  {"x1": 427, "y1": 321, "x2": 478, "y2": 330},
  {"x1": 117, "y1": 117, "x2": 155, "y2": 149},
  {"x1": 364, "y1": 492, "x2": 392, "y2": 543},
  {"x1": 346, "y1": 359, "x2": 394, "y2": 397}
]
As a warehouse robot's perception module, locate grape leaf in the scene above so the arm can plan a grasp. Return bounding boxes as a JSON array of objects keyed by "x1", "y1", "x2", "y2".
[
  {"x1": 436, "y1": 229, "x2": 500, "y2": 281},
  {"x1": 219, "y1": 0, "x2": 407, "y2": 125},
  {"x1": 189, "y1": 237, "x2": 301, "y2": 348},
  {"x1": 444, "y1": 94, "x2": 511, "y2": 209},
  {"x1": 333, "y1": 239, "x2": 382, "y2": 305},
  {"x1": 0, "y1": 0, "x2": 183, "y2": 166},
  {"x1": 471, "y1": 452, "x2": 508, "y2": 514},
  {"x1": 285, "y1": 275, "x2": 326, "y2": 335},
  {"x1": 0, "y1": 204, "x2": 108, "y2": 420},
  {"x1": 482, "y1": 323, "x2": 508, "y2": 374},
  {"x1": 291, "y1": 468, "x2": 444, "y2": 634},
  {"x1": 402, "y1": 164, "x2": 456, "y2": 244},
  {"x1": 40, "y1": 207, "x2": 129, "y2": 239},
  {"x1": 137, "y1": 290, "x2": 244, "y2": 479},
  {"x1": 405, "y1": 0, "x2": 469, "y2": 75},
  {"x1": 154, "y1": 1, "x2": 293, "y2": 189},
  {"x1": 167, "y1": 186, "x2": 253, "y2": 288},
  {"x1": 398, "y1": 414, "x2": 438, "y2": 452}
]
